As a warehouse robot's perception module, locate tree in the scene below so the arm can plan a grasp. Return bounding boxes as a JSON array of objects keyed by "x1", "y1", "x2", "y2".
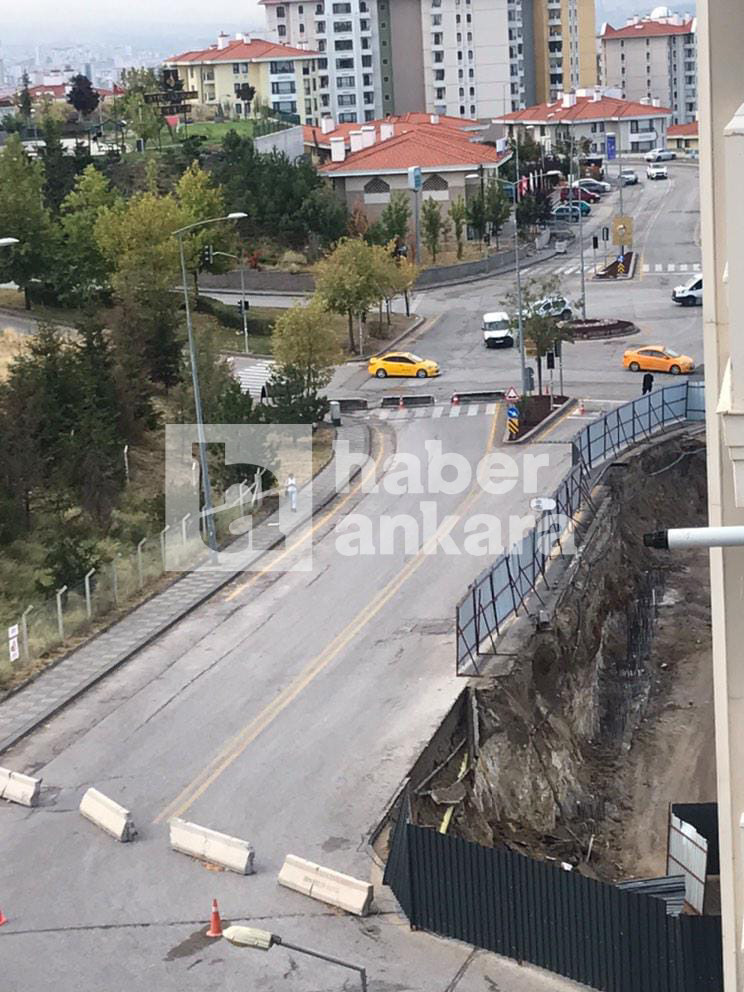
[
  {"x1": 0, "y1": 135, "x2": 54, "y2": 308},
  {"x1": 484, "y1": 178, "x2": 512, "y2": 249},
  {"x1": 38, "y1": 113, "x2": 81, "y2": 213},
  {"x1": 55, "y1": 165, "x2": 119, "y2": 307},
  {"x1": 314, "y1": 237, "x2": 381, "y2": 354},
  {"x1": 273, "y1": 297, "x2": 342, "y2": 381},
  {"x1": 516, "y1": 191, "x2": 552, "y2": 235},
  {"x1": 267, "y1": 364, "x2": 330, "y2": 424},
  {"x1": 299, "y1": 187, "x2": 348, "y2": 250},
  {"x1": 119, "y1": 67, "x2": 166, "y2": 150},
  {"x1": 174, "y1": 162, "x2": 233, "y2": 297},
  {"x1": 420, "y1": 197, "x2": 449, "y2": 262},
  {"x1": 466, "y1": 192, "x2": 487, "y2": 245},
  {"x1": 380, "y1": 190, "x2": 411, "y2": 243},
  {"x1": 17, "y1": 71, "x2": 32, "y2": 124},
  {"x1": 448, "y1": 196, "x2": 467, "y2": 260},
  {"x1": 503, "y1": 277, "x2": 574, "y2": 394},
  {"x1": 67, "y1": 75, "x2": 100, "y2": 119},
  {"x1": 235, "y1": 83, "x2": 256, "y2": 112}
]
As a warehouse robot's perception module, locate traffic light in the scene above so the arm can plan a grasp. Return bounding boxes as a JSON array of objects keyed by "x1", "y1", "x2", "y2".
[
  {"x1": 525, "y1": 366, "x2": 535, "y2": 392},
  {"x1": 592, "y1": 235, "x2": 599, "y2": 250},
  {"x1": 237, "y1": 299, "x2": 250, "y2": 314},
  {"x1": 201, "y1": 244, "x2": 214, "y2": 267},
  {"x1": 553, "y1": 339, "x2": 562, "y2": 359},
  {"x1": 546, "y1": 351, "x2": 555, "y2": 371}
]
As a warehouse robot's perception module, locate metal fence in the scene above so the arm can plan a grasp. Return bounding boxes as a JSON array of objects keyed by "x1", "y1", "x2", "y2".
[
  {"x1": 456, "y1": 381, "x2": 705, "y2": 675},
  {"x1": 1, "y1": 474, "x2": 267, "y2": 687},
  {"x1": 384, "y1": 801, "x2": 723, "y2": 992}
]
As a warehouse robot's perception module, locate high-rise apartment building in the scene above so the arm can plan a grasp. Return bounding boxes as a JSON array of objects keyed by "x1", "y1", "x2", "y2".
[
  {"x1": 261, "y1": 0, "x2": 384, "y2": 123},
  {"x1": 532, "y1": 0, "x2": 597, "y2": 103},
  {"x1": 600, "y1": 11, "x2": 697, "y2": 125}
]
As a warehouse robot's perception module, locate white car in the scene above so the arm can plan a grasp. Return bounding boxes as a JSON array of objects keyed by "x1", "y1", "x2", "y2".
[
  {"x1": 574, "y1": 178, "x2": 611, "y2": 195},
  {"x1": 620, "y1": 170, "x2": 639, "y2": 185},
  {"x1": 528, "y1": 296, "x2": 574, "y2": 321},
  {"x1": 672, "y1": 275, "x2": 703, "y2": 306},
  {"x1": 647, "y1": 164, "x2": 668, "y2": 180},
  {"x1": 482, "y1": 311, "x2": 515, "y2": 348},
  {"x1": 645, "y1": 148, "x2": 676, "y2": 162}
]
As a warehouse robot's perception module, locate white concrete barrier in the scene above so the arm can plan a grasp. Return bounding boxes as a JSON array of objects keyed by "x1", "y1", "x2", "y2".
[
  {"x1": 278, "y1": 854, "x2": 373, "y2": 916},
  {"x1": 169, "y1": 818, "x2": 255, "y2": 875},
  {"x1": 0, "y1": 766, "x2": 41, "y2": 807},
  {"x1": 79, "y1": 787, "x2": 137, "y2": 842}
]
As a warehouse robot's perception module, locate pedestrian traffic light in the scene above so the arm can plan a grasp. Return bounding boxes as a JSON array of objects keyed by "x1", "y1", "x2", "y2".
[
  {"x1": 592, "y1": 235, "x2": 599, "y2": 250},
  {"x1": 525, "y1": 367, "x2": 535, "y2": 392},
  {"x1": 553, "y1": 339, "x2": 562, "y2": 359},
  {"x1": 546, "y1": 351, "x2": 555, "y2": 370}
]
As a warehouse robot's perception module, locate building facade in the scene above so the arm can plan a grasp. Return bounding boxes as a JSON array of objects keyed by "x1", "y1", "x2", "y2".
[
  {"x1": 600, "y1": 11, "x2": 697, "y2": 125},
  {"x1": 165, "y1": 34, "x2": 320, "y2": 124},
  {"x1": 532, "y1": 0, "x2": 597, "y2": 104},
  {"x1": 494, "y1": 90, "x2": 672, "y2": 158},
  {"x1": 261, "y1": 0, "x2": 384, "y2": 123}
]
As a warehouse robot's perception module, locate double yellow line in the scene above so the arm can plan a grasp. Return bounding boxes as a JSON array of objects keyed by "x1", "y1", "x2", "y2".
[{"x1": 155, "y1": 412, "x2": 499, "y2": 824}]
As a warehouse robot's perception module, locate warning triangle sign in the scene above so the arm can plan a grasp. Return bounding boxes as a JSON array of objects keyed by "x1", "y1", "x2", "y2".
[{"x1": 505, "y1": 386, "x2": 520, "y2": 401}]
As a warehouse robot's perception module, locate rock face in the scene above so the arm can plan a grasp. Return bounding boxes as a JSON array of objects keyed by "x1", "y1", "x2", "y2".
[{"x1": 462, "y1": 436, "x2": 708, "y2": 857}]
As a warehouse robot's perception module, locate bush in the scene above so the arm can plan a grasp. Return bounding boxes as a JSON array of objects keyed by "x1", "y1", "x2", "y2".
[
  {"x1": 278, "y1": 249, "x2": 307, "y2": 273},
  {"x1": 196, "y1": 296, "x2": 274, "y2": 336}
]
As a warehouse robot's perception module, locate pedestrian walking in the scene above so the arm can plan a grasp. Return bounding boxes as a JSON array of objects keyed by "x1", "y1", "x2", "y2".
[
  {"x1": 285, "y1": 473, "x2": 298, "y2": 512},
  {"x1": 642, "y1": 371, "x2": 654, "y2": 395}
]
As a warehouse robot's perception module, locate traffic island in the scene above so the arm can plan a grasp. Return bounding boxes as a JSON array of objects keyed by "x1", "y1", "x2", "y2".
[
  {"x1": 568, "y1": 318, "x2": 640, "y2": 340},
  {"x1": 594, "y1": 249, "x2": 636, "y2": 280},
  {"x1": 504, "y1": 394, "x2": 572, "y2": 443}
]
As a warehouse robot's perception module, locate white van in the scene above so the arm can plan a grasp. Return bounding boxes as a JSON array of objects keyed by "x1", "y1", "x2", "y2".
[
  {"x1": 482, "y1": 311, "x2": 514, "y2": 348},
  {"x1": 672, "y1": 275, "x2": 702, "y2": 306}
]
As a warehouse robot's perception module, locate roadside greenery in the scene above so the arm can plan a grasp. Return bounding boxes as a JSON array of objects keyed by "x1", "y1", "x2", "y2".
[{"x1": 503, "y1": 276, "x2": 574, "y2": 393}]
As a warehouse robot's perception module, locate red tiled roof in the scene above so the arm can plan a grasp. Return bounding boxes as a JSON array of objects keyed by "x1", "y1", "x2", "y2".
[
  {"x1": 320, "y1": 125, "x2": 507, "y2": 174},
  {"x1": 29, "y1": 83, "x2": 67, "y2": 98},
  {"x1": 668, "y1": 121, "x2": 698, "y2": 137},
  {"x1": 305, "y1": 113, "x2": 479, "y2": 149},
  {"x1": 601, "y1": 18, "x2": 694, "y2": 40},
  {"x1": 167, "y1": 38, "x2": 317, "y2": 63},
  {"x1": 494, "y1": 95, "x2": 672, "y2": 125}
]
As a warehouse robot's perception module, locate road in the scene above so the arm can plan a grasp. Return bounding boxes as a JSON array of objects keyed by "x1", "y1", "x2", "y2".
[{"x1": 0, "y1": 162, "x2": 701, "y2": 992}]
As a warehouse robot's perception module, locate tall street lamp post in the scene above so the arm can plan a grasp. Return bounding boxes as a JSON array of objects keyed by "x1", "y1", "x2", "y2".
[
  {"x1": 224, "y1": 925, "x2": 368, "y2": 991},
  {"x1": 212, "y1": 249, "x2": 249, "y2": 353},
  {"x1": 172, "y1": 212, "x2": 246, "y2": 553}
]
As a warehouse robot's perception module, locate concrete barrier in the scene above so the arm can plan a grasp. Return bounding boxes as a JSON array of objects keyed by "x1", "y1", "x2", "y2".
[
  {"x1": 278, "y1": 854, "x2": 373, "y2": 916},
  {"x1": 451, "y1": 390, "x2": 504, "y2": 404},
  {"x1": 79, "y1": 787, "x2": 137, "y2": 842},
  {"x1": 0, "y1": 766, "x2": 41, "y2": 807},
  {"x1": 380, "y1": 395, "x2": 435, "y2": 409},
  {"x1": 332, "y1": 397, "x2": 368, "y2": 412},
  {"x1": 169, "y1": 817, "x2": 255, "y2": 875}
]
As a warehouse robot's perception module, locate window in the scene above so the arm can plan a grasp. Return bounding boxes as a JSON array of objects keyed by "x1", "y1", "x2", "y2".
[
  {"x1": 337, "y1": 75, "x2": 355, "y2": 87},
  {"x1": 362, "y1": 37, "x2": 370, "y2": 49},
  {"x1": 364, "y1": 91, "x2": 374, "y2": 104},
  {"x1": 233, "y1": 63, "x2": 240, "y2": 74},
  {"x1": 460, "y1": 105, "x2": 465, "y2": 115},
  {"x1": 276, "y1": 4, "x2": 285, "y2": 15},
  {"x1": 271, "y1": 80, "x2": 296, "y2": 94},
  {"x1": 316, "y1": 3, "x2": 324, "y2": 12},
  {"x1": 336, "y1": 57, "x2": 354, "y2": 68},
  {"x1": 274, "y1": 100, "x2": 297, "y2": 113},
  {"x1": 436, "y1": 87, "x2": 445, "y2": 99},
  {"x1": 338, "y1": 112, "x2": 356, "y2": 122},
  {"x1": 364, "y1": 176, "x2": 390, "y2": 193},
  {"x1": 362, "y1": 55, "x2": 372, "y2": 67},
  {"x1": 235, "y1": 103, "x2": 243, "y2": 115},
  {"x1": 318, "y1": 40, "x2": 326, "y2": 51},
  {"x1": 320, "y1": 75, "x2": 329, "y2": 87},
  {"x1": 363, "y1": 74, "x2": 372, "y2": 85},
  {"x1": 360, "y1": 19, "x2": 369, "y2": 30},
  {"x1": 332, "y1": 1, "x2": 351, "y2": 10},
  {"x1": 299, "y1": 23, "x2": 305, "y2": 33},
  {"x1": 469, "y1": 85, "x2": 474, "y2": 96},
  {"x1": 318, "y1": 57, "x2": 327, "y2": 68},
  {"x1": 364, "y1": 109, "x2": 375, "y2": 121},
  {"x1": 335, "y1": 39, "x2": 353, "y2": 50},
  {"x1": 434, "y1": 51, "x2": 444, "y2": 62},
  {"x1": 338, "y1": 93, "x2": 356, "y2": 106},
  {"x1": 334, "y1": 20, "x2": 353, "y2": 31},
  {"x1": 630, "y1": 119, "x2": 638, "y2": 133},
  {"x1": 277, "y1": 24, "x2": 287, "y2": 36},
  {"x1": 432, "y1": 13, "x2": 442, "y2": 24},
  {"x1": 470, "y1": 104, "x2": 475, "y2": 115},
  {"x1": 270, "y1": 60, "x2": 295, "y2": 74},
  {"x1": 433, "y1": 32, "x2": 443, "y2": 45},
  {"x1": 434, "y1": 69, "x2": 444, "y2": 81},
  {"x1": 422, "y1": 173, "x2": 448, "y2": 191}
]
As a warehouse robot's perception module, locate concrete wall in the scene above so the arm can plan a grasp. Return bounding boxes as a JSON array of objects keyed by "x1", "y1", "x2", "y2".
[
  {"x1": 254, "y1": 124, "x2": 305, "y2": 158},
  {"x1": 334, "y1": 170, "x2": 470, "y2": 227},
  {"x1": 388, "y1": 0, "x2": 425, "y2": 115}
]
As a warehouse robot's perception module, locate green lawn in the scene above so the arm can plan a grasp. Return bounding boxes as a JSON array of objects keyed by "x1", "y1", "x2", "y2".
[{"x1": 181, "y1": 120, "x2": 257, "y2": 143}]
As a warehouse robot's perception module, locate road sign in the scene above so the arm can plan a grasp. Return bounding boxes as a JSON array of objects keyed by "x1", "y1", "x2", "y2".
[
  {"x1": 530, "y1": 497, "x2": 557, "y2": 512},
  {"x1": 612, "y1": 215, "x2": 633, "y2": 246},
  {"x1": 617, "y1": 260, "x2": 626, "y2": 275},
  {"x1": 507, "y1": 418, "x2": 519, "y2": 436},
  {"x1": 507, "y1": 404, "x2": 519, "y2": 418},
  {"x1": 601, "y1": 226, "x2": 610, "y2": 242},
  {"x1": 606, "y1": 133, "x2": 617, "y2": 160},
  {"x1": 407, "y1": 166, "x2": 422, "y2": 192},
  {"x1": 505, "y1": 386, "x2": 520, "y2": 401},
  {"x1": 7, "y1": 623, "x2": 19, "y2": 664}
]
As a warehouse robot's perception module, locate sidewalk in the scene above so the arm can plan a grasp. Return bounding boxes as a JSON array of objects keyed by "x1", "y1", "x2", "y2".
[{"x1": 0, "y1": 424, "x2": 369, "y2": 755}]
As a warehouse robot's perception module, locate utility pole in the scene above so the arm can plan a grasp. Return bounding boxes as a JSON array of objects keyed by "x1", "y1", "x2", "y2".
[
  {"x1": 514, "y1": 135, "x2": 527, "y2": 395},
  {"x1": 573, "y1": 126, "x2": 587, "y2": 318}
]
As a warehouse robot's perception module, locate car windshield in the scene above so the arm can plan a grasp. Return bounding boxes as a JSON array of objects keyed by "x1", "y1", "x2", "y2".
[
  {"x1": 665, "y1": 349, "x2": 680, "y2": 357},
  {"x1": 484, "y1": 319, "x2": 509, "y2": 330},
  {"x1": 409, "y1": 354, "x2": 424, "y2": 363}
]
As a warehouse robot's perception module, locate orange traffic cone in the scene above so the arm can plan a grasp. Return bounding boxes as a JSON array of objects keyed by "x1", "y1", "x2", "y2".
[
  {"x1": 398, "y1": 396, "x2": 405, "y2": 409},
  {"x1": 0, "y1": 907, "x2": 8, "y2": 926},
  {"x1": 206, "y1": 898, "x2": 223, "y2": 938},
  {"x1": 451, "y1": 394, "x2": 460, "y2": 405}
]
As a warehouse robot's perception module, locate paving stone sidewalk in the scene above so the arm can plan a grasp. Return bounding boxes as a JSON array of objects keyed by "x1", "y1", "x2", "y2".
[{"x1": 0, "y1": 424, "x2": 368, "y2": 754}]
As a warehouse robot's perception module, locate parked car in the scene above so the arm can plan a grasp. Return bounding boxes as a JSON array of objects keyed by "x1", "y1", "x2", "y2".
[
  {"x1": 623, "y1": 345, "x2": 694, "y2": 375},
  {"x1": 367, "y1": 352, "x2": 440, "y2": 379},
  {"x1": 647, "y1": 164, "x2": 668, "y2": 180},
  {"x1": 560, "y1": 185, "x2": 599, "y2": 204},
  {"x1": 482, "y1": 311, "x2": 515, "y2": 348},
  {"x1": 619, "y1": 170, "x2": 639, "y2": 185},
  {"x1": 552, "y1": 203, "x2": 589, "y2": 222},
  {"x1": 574, "y1": 178, "x2": 612, "y2": 195},
  {"x1": 672, "y1": 275, "x2": 703, "y2": 306},
  {"x1": 645, "y1": 148, "x2": 676, "y2": 162}
]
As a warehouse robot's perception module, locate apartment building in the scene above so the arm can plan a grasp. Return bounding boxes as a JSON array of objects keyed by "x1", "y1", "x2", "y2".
[
  {"x1": 165, "y1": 34, "x2": 320, "y2": 124},
  {"x1": 494, "y1": 90, "x2": 671, "y2": 157},
  {"x1": 261, "y1": 0, "x2": 383, "y2": 123},
  {"x1": 533, "y1": 0, "x2": 597, "y2": 103},
  {"x1": 599, "y1": 10, "x2": 697, "y2": 125}
]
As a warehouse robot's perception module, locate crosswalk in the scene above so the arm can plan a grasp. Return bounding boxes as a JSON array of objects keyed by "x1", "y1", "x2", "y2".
[
  {"x1": 373, "y1": 402, "x2": 499, "y2": 422},
  {"x1": 641, "y1": 262, "x2": 701, "y2": 274}
]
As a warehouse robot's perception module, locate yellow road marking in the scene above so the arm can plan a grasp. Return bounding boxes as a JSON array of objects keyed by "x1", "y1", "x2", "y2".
[
  {"x1": 225, "y1": 429, "x2": 388, "y2": 602},
  {"x1": 154, "y1": 412, "x2": 498, "y2": 824}
]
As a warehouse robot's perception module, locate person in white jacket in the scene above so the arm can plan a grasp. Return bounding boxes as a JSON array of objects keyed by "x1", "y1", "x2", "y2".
[{"x1": 285, "y1": 473, "x2": 297, "y2": 512}]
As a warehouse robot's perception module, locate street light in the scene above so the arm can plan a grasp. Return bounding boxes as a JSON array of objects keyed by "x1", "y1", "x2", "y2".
[
  {"x1": 172, "y1": 212, "x2": 247, "y2": 553},
  {"x1": 212, "y1": 250, "x2": 249, "y2": 354},
  {"x1": 0, "y1": 238, "x2": 19, "y2": 247},
  {"x1": 224, "y1": 925, "x2": 368, "y2": 991}
]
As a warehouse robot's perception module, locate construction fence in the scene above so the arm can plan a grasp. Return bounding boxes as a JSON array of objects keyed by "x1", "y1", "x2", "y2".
[
  {"x1": 456, "y1": 381, "x2": 705, "y2": 675},
  {"x1": 384, "y1": 794, "x2": 723, "y2": 992}
]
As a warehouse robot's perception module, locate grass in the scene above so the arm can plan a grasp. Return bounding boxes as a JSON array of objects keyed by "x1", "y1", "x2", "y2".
[
  {"x1": 0, "y1": 288, "x2": 84, "y2": 328},
  {"x1": 181, "y1": 119, "x2": 256, "y2": 143},
  {"x1": 0, "y1": 330, "x2": 28, "y2": 381}
]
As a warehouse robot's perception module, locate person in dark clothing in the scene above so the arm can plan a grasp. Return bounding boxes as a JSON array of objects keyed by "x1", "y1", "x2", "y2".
[{"x1": 642, "y1": 372, "x2": 654, "y2": 395}]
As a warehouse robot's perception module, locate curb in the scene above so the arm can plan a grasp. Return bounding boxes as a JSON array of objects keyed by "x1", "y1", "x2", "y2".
[
  {"x1": 0, "y1": 425, "x2": 372, "y2": 755},
  {"x1": 503, "y1": 398, "x2": 577, "y2": 445}
]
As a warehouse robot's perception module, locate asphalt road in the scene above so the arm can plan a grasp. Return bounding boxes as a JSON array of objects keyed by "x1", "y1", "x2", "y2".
[{"x1": 0, "y1": 163, "x2": 701, "y2": 992}]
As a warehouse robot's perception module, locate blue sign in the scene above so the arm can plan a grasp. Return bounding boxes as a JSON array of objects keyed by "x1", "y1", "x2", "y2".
[
  {"x1": 507, "y1": 405, "x2": 520, "y2": 418},
  {"x1": 407, "y1": 166, "x2": 422, "y2": 192},
  {"x1": 606, "y1": 133, "x2": 617, "y2": 161},
  {"x1": 617, "y1": 253, "x2": 625, "y2": 263}
]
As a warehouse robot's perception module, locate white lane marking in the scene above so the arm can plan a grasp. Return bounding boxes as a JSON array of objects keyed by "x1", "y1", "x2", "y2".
[
  {"x1": 668, "y1": 263, "x2": 676, "y2": 272},
  {"x1": 414, "y1": 407, "x2": 429, "y2": 418},
  {"x1": 655, "y1": 264, "x2": 663, "y2": 272},
  {"x1": 680, "y1": 263, "x2": 688, "y2": 272},
  {"x1": 485, "y1": 402, "x2": 498, "y2": 415},
  {"x1": 642, "y1": 264, "x2": 649, "y2": 272},
  {"x1": 378, "y1": 410, "x2": 390, "y2": 420},
  {"x1": 432, "y1": 406, "x2": 444, "y2": 418},
  {"x1": 693, "y1": 262, "x2": 701, "y2": 271},
  {"x1": 467, "y1": 405, "x2": 479, "y2": 416},
  {"x1": 449, "y1": 406, "x2": 462, "y2": 418}
]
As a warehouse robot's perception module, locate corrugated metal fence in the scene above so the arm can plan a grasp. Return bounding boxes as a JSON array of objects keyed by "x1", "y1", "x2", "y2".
[
  {"x1": 384, "y1": 805, "x2": 723, "y2": 992},
  {"x1": 456, "y1": 381, "x2": 705, "y2": 675}
]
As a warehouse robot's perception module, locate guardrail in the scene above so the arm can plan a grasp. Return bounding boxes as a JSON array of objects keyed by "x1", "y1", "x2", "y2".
[
  {"x1": 455, "y1": 381, "x2": 705, "y2": 675},
  {"x1": 380, "y1": 395, "x2": 436, "y2": 408}
]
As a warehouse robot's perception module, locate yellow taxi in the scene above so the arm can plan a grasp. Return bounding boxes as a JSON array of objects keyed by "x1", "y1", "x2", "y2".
[
  {"x1": 367, "y1": 352, "x2": 440, "y2": 379},
  {"x1": 623, "y1": 345, "x2": 695, "y2": 375}
]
